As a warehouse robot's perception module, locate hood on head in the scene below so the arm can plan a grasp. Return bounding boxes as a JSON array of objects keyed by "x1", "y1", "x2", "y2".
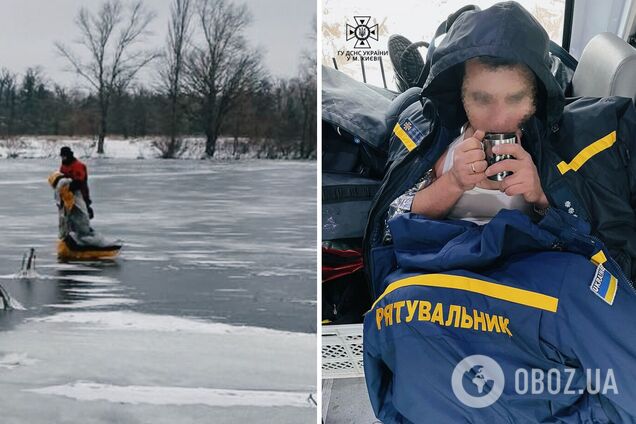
[
  {"x1": 421, "y1": 1, "x2": 565, "y2": 131},
  {"x1": 48, "y1": 171, "x2": 65, "y2": 188}
]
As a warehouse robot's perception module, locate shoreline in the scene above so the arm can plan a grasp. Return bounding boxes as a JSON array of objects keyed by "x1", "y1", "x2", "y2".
[{"x1": 0, "y1": 136, "x2": 317, "y2": 161}]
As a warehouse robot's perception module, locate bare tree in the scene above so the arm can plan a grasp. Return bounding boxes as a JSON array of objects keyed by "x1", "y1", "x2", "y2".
[
  {"x1": 19, "y1": 67, "x2": 48, "y2": 135},
  {"x1": 297, "y1": 16, "x2": 317, "y2": 159},
  {"x1": 55, "y1": 0, "x2": 157, "y2": 154},
  {"x1": 185, "y1": 0, "x2": 263, "y2": 157},
  {"x1": 0, "y1": 69, "x2": 18, "y2": 138},
  {"x1": 157, "y1": 0, "x2": 193, "y2": 158},
  {"x1": 296, "y1": 76, "x2": 316, "y2": 158}
]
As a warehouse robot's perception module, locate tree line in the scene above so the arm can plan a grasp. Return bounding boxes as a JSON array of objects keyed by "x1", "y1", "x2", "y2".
[{"x1": 0, "y1": 0, "x2": 316, "y2": 159}]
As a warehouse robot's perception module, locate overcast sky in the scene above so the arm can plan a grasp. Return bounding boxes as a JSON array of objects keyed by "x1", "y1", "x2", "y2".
[{"x1": 0, "y1": 0, "x2": 316, "y2": 88}]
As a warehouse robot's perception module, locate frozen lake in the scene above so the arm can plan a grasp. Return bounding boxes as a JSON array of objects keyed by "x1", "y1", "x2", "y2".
[{"x1": 0, "y1": 159, "x2": 317, "y2": 423}]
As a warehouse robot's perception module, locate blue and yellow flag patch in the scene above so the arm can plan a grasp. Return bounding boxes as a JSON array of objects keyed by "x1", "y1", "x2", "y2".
[
  {"x1": 590, "y1": 264, "x2": 618, "y2": 305},
  {"x1": 393, "y1": 119, "x2": 424, "y2": 152}
]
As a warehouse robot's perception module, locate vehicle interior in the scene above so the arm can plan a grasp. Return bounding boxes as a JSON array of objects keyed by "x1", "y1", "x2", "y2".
[{"x1": 321, "y1": 1, "x2": 636, "y2": 422}]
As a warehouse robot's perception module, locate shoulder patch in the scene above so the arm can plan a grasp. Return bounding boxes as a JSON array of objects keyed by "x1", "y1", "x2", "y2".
[
  {"x1": 393, "y1": 119, "x2": 422, "y2": 152},
  {"x1": 401, "y1": 118, "x2": 424, "y2": 144},
  {"x1": 590, "y1": 264, "x2": 618, "y2": 305}
]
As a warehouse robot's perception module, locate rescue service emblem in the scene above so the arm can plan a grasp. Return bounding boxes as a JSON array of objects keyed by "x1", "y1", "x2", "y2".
[{"x1": 345, "y1": 16, "x2": 378, "y2": 49}]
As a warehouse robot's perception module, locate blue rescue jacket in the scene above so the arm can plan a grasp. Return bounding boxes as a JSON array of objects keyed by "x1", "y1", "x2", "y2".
[
  {"x1": 363, "y1": 2, "x2": 636, "y2": 298},
  {"x1": 364, "y1": 209, "x2": 636, "y2": 423}
]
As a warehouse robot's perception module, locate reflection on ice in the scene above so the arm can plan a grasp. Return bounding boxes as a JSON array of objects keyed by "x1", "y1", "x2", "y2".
[
  {"x1": 64, "y1": 287, "x2": 125, "y2": 294},
  {"x1": 63, "y1": 292, "x2": 126, "y2": 298},
  {"x1": 5, "y1": 297, "x2": 26, "y2": 310},
  {"x1": 26, "y1": 381, "x2": 315, "y2": 408},
  {"x1": 0, "y1": 282, "x2": 26, "y2": 310},
  {"x1": 255, "y1": 269, "x2": 315, "y2": 277},
  {"x1": 184, "y1": 259, "x2": 254, "y2": 268},
  {"x1": 35, "y1": 263, "x2": 102, "y2": 272},
  {"x1": 46, "y1": 298, "x2": 138, "y2": 309},
  {"x1": 13, "y1": 269, "x2": 41, "y2": 279},
  {"x1": 57, "y1": 275, "x2": 120, "y2": 285},
  {"x1": 122, "y1": 254, "x2": 171, "y2": 262},
  {"x1": 214, "y1": 289, "x2": 248, "y2": 293},
  {"x1": 289, "y1": 299, "x2": 318, "y2": 306}
]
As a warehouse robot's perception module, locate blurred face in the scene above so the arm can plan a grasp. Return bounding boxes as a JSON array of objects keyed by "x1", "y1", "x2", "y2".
[{"x1": 461, "y1": 59, "x2": 536, "y2": 133}]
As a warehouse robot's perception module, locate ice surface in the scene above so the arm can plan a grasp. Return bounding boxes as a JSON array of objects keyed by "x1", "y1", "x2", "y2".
[
  {"x1": 0, "y1": 315, "x2": 315, "y2": 423},
  {"x1": 0, "y1": 352, "x2": 39, "y2": 369},
  {"x1": 0, "y1": 159, "x2": 316, "y2": 423},
  {"x1": 26, "y1": 382, "x2": 315, "y2": 408},
  {"x1": 30, "y1": 310, "x2": 310, "y2": 336},
  {"x1": 55, "y1": 275, "x2": 120, "y2": 285},
  {"x1": 46, "y1": 298, "x2": 139, "y2": 309}
]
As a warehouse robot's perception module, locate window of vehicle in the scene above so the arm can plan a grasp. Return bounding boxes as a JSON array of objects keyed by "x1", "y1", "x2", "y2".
[{"x1": 322, "y1": 0, "x2": 566, "y2": 89}]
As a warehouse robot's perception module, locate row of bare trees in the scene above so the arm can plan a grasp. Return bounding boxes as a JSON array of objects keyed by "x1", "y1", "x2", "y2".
[
  {"x1": 0, "y1": 68, "x2": 315, "y2": 157},
  {"x1": 36, "y1": 0, "x2": 316, "y2": 158}
]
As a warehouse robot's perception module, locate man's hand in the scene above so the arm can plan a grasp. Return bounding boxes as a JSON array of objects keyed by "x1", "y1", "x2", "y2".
[
  {"x1": 484, "y1": 143, "x2": 549, "y2": 208},
  {"x1": 449, "y1": 129, "x2": 488, "y2": 191},
  {"x1": 88, "y1": 206, "x2": 94, "y2": 220}
]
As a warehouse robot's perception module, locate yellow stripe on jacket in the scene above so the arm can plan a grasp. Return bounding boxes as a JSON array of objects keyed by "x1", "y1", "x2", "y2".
[{"x1": 557, "y1": 131, "x2": 616, "y2": 174}]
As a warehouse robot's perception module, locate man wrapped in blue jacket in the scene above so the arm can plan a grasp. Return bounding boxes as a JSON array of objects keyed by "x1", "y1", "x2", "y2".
[{"x1": 363, "y1": 2, "x2": 636, "y2": 423}]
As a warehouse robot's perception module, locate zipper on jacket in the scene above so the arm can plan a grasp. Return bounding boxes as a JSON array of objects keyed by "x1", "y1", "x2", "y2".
[
  {"x1": 588, "y1": 234, "x2": 636, "y2": 291},
  {"x1": 567, "y1": 226, "x2": 635, "y2": 291}
]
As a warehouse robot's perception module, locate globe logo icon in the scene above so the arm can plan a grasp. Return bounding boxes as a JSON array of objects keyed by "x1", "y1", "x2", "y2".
[{"x1": 451, "y1": 355, "x2": 505, "y2": 408}]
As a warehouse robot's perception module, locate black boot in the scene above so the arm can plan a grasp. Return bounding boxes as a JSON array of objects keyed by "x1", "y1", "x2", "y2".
[{"x1": 388, "y1": 34, "x2": 428, "y2": 92}]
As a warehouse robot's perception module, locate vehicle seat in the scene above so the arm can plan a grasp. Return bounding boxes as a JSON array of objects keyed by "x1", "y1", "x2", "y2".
[
  {"x1": 384, "y1": 86, "x2": 422, "y2": 133},
  {"x1": 571, "y1": 32, "x2": 636, "y2": 100}
]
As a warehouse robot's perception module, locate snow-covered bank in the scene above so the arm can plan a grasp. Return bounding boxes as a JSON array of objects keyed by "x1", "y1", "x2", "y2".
[{"x1": 0, "y1": 136, "x2": 314, "y2": 160}]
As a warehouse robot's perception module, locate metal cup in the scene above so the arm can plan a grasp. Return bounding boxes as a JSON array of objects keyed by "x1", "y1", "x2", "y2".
[{"x1": 483, "y1": 132, "x2": 517, "y2": 181}]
